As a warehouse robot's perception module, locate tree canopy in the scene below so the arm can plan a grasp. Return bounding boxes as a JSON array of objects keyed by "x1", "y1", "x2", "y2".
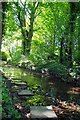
[{"x1": 1, "y1": 1, "x2": 80, "y2": 79}]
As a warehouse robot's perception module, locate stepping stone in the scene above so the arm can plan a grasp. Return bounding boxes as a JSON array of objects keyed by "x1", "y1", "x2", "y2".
[
  {"x1": 12, "y1": 85, "x2": 27, "y2": 91},
  {"x1": 12, "y1": 85, "x2": 27, "y2": 89},
  {"x1": 10, "y1": 77, "x2": 22, "y2": 80},
  {"x1": 30, "y1": 106, "x2": 58, "y2": 119},
  {"x1": 18, "y1": 90, "x2": 34, "y2": 96},
  {"x1": 11, "y1": 82, "x2": 27, "y2": 86},
  {"x1": 49, "y1": 82, "x2": 54, "y2": 85}
]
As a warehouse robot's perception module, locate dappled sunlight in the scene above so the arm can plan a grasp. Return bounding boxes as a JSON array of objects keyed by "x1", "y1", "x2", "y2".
[
  {"x1": 15, "y1": 103, "x2": 23, "y2": 110},
  {"x1": 67, "y1": 87, "x2": 80, "y2": 95},
  {"x1": 52, "y1": 99, "x2": 80, "y2": 117},
  {"x1": 46, "y1": 106, "x2": 53, "y2": 110}
]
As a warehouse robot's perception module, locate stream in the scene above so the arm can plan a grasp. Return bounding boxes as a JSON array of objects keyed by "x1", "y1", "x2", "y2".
[{"x1": 2, "y1": 65, "x2": 80, "y2": 106}]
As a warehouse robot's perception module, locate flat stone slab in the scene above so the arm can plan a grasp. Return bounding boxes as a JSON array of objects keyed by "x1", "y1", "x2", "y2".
[
  {"x1": 12, "y1": 85, "x2": 27, "y2": 91},
  {"x1": 10, "y1": 77, "x2": 22, "y2": 80},
  {"x1": 18, "y1": 90, "x2": 34, "y2": 96},
  {"x1": 30, "y1": 106, "x2": 58, "y2": 118},
  {"x1": 11, "y1": 82, "x2": 27, "y2": 86}
]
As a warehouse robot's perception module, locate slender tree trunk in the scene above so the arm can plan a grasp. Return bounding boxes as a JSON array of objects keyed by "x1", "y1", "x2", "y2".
[
  {"x1": 69, "y1": 2, "x2": 76, "y2": 67},
  {"x1": 2, "y1": 2, "x2": 7, "y2": 35},
  {"x1": 78, "y1": 4, "x2": 80, "y2": 65},
  {"x1": 26, "y1": 10, "x2": 34, "y2": 56},
  {"x1": 60, "y1": 37, "x2": 64, "y2": 63},
  {"x1": 0, "y1": 2, "x2": 2, "y2": 57},
  {"x1": 64, "y1": 25, "x2": 69, "y2": 63},
  {"x1": 53, "y1": 33, "x2": 55, "y2": 59},
  {"x1": 0, "y1": 2, "x2": 7, "y2": 57}
]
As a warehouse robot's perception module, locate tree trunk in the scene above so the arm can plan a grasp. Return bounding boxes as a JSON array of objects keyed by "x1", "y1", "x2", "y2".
[
  {"x1": 78, "y1": 3, "x2": 80, "y2": 65},
  {"x1": 16, "y1": 2, "x2": 39, "y2": 57},
  {"x1": 64, "y1": 25, "x2": 69, "y2": 63},
  {"x1": 69, "y1": 2, "x2": 76, "y2": 67},
  {"x1": 26, "y1": 10, "x2": 34, "y2": 56},
  {"x1": 60, "y1": 37, "x2": 64, "y2": 63},
  {"x1": 0, "y1": 2, "x2": 2, "y2": 56},
  {"x1": 2, "y1": 2, "x2": 7, "y2": 35}
]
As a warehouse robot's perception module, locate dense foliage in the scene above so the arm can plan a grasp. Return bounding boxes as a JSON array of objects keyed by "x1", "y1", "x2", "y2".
[
  {"x1": 1, "y1": 2, "x2": 80, "y2": 119},
  {"x1": 2, "y1": 78, "x2": 21, "y2": 119},
  {"x1": 1, "y1": 1, "x2": 80, "y2": 81}
]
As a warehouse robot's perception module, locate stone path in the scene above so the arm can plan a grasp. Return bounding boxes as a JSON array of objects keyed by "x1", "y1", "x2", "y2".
[
  {"x1": 11, "y1": 82, "x2": 27, "y2": 86},
  {"x1": 30, "y1": 106, "x2": 58, "y2": 119},
  {"x1": 3, "y1": 74, "x2": 58, "y2": 119},
  {"x1": 10, "y1": 77, "x2": 22, "y2": 80}
]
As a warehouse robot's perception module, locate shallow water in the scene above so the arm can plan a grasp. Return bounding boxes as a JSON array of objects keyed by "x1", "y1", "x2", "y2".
[{"x1": 2, "y1": 66, "x2": 80, "y2": 105}]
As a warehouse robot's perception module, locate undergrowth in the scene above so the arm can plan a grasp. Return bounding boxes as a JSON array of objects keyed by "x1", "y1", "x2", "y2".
[{"x1": 2, "y1": 78, "x2": 21, "y2": 119}]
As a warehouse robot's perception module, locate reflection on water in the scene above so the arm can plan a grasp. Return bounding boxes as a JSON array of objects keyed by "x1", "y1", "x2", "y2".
[{"x1": 2, "y1": 66, "x2": 80, "y2": 105}]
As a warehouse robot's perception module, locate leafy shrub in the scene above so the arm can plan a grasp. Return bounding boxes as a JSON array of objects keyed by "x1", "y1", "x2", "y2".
[
  {"x1": 11, "y1": 50, "x2": 22, "y2": 65},
  {"x1": 37, "y1": 61, "x2": 70, "y2": 80},
  {"x1": 1, "y1": 51, "x2": 9, "y2": 61},
  {"x1": 2, "y1": 79, "x2": 21, "y2": 119},
  {"x1": 48, "y1": 62, "x2": 69, "y2": 79},
  {"x1": 28, "y1": 95, "x2": 45, "y2": 106},
  {"x1": 69, "y1": 65, "x2": 80, "y2": 78},
  {"x1": 19, "y1": 55, "x2": 35, "y2": 69}
]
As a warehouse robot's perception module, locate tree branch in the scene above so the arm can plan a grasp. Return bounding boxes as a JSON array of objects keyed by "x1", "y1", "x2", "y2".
[
  {"x1": 35, "y1": 2, "x2": 39, "y2": 11},
  {"x1": 34, "y1": 11, "x2": 42, "y2": 18}
]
